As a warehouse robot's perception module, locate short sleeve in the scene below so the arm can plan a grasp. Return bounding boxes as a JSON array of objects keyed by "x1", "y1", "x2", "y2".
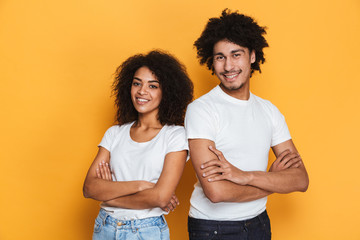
[
  {"x1": 98, "y1": 126, "x2": 118, "y2": 151},
  {"x1": 270, "y1": 105, "x2": 291, "y2": 147},
  {"x1": 185, "y1": 101, "x2": 218, "y2": 141},
  {"x1": 166, "y1": 127, "x2": 189, "y2": 154}
]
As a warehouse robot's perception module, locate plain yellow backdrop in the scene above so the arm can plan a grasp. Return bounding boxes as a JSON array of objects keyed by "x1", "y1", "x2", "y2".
[{"x1": 1, "y1": 0, "x2": 359, "y2": 239}]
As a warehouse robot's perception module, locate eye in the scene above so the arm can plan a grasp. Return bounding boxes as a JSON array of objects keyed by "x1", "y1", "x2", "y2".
[
  {"x1": 214, "y1": 55, "x2": 225, "y2": 61},
  {"x1": 233, "y1": 53, "x2": 241, "y2": 58},
  {"x1": 149, "y1": 85, "x2": 159, "y2": 89},
  {"x1": 132, "y1": 81, "x2": 140, "y2": 86}
]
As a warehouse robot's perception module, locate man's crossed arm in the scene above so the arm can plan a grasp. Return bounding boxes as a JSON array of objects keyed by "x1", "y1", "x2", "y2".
[{"x1": 189, "y1": 139, "x2": 309, "y2": 203}]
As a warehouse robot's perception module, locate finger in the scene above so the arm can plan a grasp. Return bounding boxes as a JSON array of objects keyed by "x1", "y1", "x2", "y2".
[
  {"x1": 276, "y1": 149, "x2": 291, "y2": 162},
  {"x1": 98, "y1": 163, "x2": 104, "y2": 179},
  {"x1": 169, "y1": 198, "x2": 177, "y2": 211},
  {"x1": 202, "y1": 167, "x2": 225, "y2": 177},
  {"x1": 280, "y1": 153, "x2": 300, "y2": 167},
  {"x1": 96, "y1": 168, "x2": 101, "y2": 178},
  {"x1": 289, "y1": 161, "x2": 302, "y2": 168},
  {"x1": 201, "y1": 159, "x2": 223, "y2": 169},
  {"x1": 172, "y1": 194, "x2": 180, "y2": 205},
  {"x1": 104, "y1": 162, "x2": 112, "y2": 180},
  {"x1": 284, "y1": 155, "x2": 301, "y2": 167},
  {"x1": 208, "y1": 146, "x2": 226, "y2": 161},
  {"x1": 99, "y1": 163, "x2": 107, "y2": 180},
  {"x1": 166, "y1": 201, "x2": 174, "y2": 212},
  {"x1": 207, "y1": 174, "x2": 227, "y2": 182}
]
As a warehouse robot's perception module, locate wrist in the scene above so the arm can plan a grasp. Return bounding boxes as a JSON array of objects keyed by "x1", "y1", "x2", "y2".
[{"x1": 246, "y1": 171, "x2": 255, "y2": 185}]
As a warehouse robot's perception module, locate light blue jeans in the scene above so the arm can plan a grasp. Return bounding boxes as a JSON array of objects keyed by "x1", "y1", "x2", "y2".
[{"x1": 93, "y1": 209, "x2": 170, "y2": 240}]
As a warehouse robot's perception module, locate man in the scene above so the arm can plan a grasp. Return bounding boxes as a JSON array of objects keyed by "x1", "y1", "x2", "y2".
[{"x1": 185, "y1": 9, "x2": 309, "y2": 239}]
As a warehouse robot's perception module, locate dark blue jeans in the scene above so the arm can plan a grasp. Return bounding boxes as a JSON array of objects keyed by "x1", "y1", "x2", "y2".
[{"x1": 188, "y1": 211, "x2": 271, "y2": 240}]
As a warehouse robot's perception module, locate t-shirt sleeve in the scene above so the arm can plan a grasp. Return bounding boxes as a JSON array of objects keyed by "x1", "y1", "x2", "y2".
[
  {"x1": 270, "y1": 105, "x2": 291, "y2": 147},
  {"x1": 185, "y1": 101, "x2": 217, "y2": 141},
  {"x1": 98, "y1": 126, "x2": 117, "y2": 151},
  {"x1": 166, "y1": 127, "x2": 189, "y2": 153},
  {"x1": 166, "y1": 127, "x2": 189, "y2": 161}
]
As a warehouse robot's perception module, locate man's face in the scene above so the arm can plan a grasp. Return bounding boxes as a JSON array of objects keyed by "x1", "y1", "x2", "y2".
[{"x1": 213, "y1": 39, "x2": 255, "y2": 92}]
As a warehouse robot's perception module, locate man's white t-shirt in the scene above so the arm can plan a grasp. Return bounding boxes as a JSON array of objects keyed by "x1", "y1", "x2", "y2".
[
  {"x1": 185, "y1": 85, "x2": 291, "y2": 221},
  {"x1": 98, "y1": 122, "x2": 188, "y2": 220}
]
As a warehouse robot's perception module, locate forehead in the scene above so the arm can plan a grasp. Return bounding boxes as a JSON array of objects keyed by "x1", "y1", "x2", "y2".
[
  {"x1": 133, "y1": 66, "x2": 158, "y2": 81},
  {"x1": 213, "y1": 40, "x2": 249, "y2": 54}
]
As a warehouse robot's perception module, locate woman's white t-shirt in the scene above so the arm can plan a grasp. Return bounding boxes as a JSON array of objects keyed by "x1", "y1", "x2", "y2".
[{"x1": 98, "y1": 122, "x2": 188, "y2": 220}]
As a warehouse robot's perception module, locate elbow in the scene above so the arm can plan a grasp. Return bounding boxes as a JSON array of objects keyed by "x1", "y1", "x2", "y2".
[
  {"x1": 83, "y1": 180, "x2": 96, "y2": 199},
  {"x1": 299, "y1": 176, "x2": 309, "y2": 192},
  {"x1": 83, "y1": 184, "x2": 91, "y2": 198},
  {"x1": 204, "y1": 188, "x2": 223, "y2": 203}
]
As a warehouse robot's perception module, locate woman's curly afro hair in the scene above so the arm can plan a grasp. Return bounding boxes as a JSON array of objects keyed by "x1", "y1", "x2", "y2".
[
  {"x1": 194, "y1": 9, "x2": 269, "y2": 74},
  {"x1": 112, "y1": 50, "x2": 193, "y2": 126}
]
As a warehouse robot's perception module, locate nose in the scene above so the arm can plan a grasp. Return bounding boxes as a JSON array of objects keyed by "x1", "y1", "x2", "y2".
[
  {"x1": 137, "y1": 85, "x2": 147, "y2": 95},
  {"x1": 224, "y1": 58, "x2": 234, "y2": 72}
]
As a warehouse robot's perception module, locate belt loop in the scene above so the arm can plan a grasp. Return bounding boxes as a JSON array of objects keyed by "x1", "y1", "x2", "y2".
[
  {"x1": 131, "y1": 220, "x2": 136, "y2": 233},
  {"x1": 101, "y1": 210, "x2": 108, "y2": 226},
  {"x1": 161, "y1": 215, "x2": 166, "y2": 224}
]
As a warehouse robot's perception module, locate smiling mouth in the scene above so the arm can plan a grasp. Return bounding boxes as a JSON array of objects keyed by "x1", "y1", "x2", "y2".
[
  {"x1": 136, "y1": 97, "x2": 150, "y2": 103},
  {"x1": 222, "y1": 70, "x2": 242, "y2": 80}
]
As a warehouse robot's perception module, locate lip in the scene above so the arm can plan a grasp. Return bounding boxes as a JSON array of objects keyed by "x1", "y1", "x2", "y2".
[
  {"x1": 222, "y1": 72, "x2": 240, "y2": 82},
  {"x1": 135, "y1": 97, "x2": 150, "y2": 105}
]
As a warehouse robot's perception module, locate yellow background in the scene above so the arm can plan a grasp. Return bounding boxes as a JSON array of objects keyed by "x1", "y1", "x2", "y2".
[{"x1": 1, "y1": 0, "x2": 359, "y2": 239}]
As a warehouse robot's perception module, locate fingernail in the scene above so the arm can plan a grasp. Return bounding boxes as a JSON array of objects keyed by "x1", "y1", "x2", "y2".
[
  {"x1": 202, "y1": 173, "x2": 206, "y2": 177},
  {"x1": 209, "y1": 146, "x2": 213, "y2": 149},
  {"x1": 208, "y1": 178, "x2": 212, "y2": 182},
  {"x1": 200, "y1": 165, "x2": 204, "y2": 169}
]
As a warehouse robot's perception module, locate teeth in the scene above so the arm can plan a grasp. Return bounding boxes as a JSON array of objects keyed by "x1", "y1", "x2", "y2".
[
  {"x1": 225, "y1": 73, "x2": 238, "y2": 79},
  {"x1": 137, "y1": 98, "x2": 149, "y2": 102}
]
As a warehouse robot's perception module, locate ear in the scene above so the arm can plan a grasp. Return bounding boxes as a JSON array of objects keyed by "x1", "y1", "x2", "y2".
[{"x1": 250, "y1": 50, "x2": 256, "y2": 64}]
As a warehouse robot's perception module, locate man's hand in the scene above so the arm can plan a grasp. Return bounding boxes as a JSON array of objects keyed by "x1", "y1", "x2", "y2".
[
  {"x1": 269, "y1": 149, "x2": 302, "y2": 172},
  {"x1": 201, "y1": 146, "x2": 252, "y2": 185}
]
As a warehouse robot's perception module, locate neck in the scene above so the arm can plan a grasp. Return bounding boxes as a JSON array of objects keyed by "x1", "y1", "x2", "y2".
[
  {"x1": 219, "y1": 82, "x2": 250, "y2": 100},
  {"x1": 135, "y1": 112, "x2": 162, "y2": 129}
]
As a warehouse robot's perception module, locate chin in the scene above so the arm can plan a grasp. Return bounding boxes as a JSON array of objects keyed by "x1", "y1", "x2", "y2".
[{"x1": 222, "y1": 82, "x2": 244, "y2": 91}]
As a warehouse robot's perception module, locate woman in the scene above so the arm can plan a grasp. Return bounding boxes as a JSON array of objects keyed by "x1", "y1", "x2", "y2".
[{"x1": 83, "y1": 50, "x2": 193, "y2": 239}]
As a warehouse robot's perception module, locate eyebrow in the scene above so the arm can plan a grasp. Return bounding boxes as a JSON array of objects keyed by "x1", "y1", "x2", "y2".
[
  {"x1": 133, "y1": 77, "x2": 159, "y2": 83},
  {"x1": 214, "y1": 49, "x2": 245, "y2": 56}
]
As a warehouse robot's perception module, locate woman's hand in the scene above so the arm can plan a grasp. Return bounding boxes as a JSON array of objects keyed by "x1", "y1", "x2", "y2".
[
  {"x1": 96, "y1": 161, "x2": 113, "y2": 181},
  {"x1": 96, "y1": 161, "x2": 156, "y2": 190},
  {"x1": 161, "y1": 193, "x2": 179, "y2": 212}
]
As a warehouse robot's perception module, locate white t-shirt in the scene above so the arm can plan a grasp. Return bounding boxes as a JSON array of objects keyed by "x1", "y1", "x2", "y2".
[
  {"x1": 185, "y1": 85, "x2": 291, "y2": 221},
  {"x1": 98, "y1": 122, "x2": 188, "y2": 220}
]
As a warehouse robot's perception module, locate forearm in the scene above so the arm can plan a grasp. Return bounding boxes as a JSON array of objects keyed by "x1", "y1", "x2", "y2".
[
  {"x1": 83, "y1": 178, "x2": 145, "y2": 202},
  {"x1": 202, "y1": 180, "x2": 271, "y2": 203},
  {"x1": 104, "y1": 188, "x2": 169, "y2": 209},
  {"x1": 248, "y1": 166, "x2": 309, "y2": 193}
]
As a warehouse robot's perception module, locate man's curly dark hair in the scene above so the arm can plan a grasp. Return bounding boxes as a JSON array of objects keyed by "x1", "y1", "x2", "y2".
[
  {"x1": 112, "y1": 50, "x2": 193, "y2": 126},
  {"x1": 194, "y1": 9, "x2": 269, "y2": 75}
]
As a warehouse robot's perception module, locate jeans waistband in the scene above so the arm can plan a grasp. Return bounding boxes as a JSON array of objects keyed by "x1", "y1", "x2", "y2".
[
  {"x1": 188, "y1": 210, "x2": 269, "y2": 228},
  {"x1": 98, "y1": 208, "x2": 166, "y2": 229}
]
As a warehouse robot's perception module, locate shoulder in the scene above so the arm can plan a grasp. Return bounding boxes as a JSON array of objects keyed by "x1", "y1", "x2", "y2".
[
  {"x1": 162, "y1": 125, "x2": 186, "y2": 137},
  {"x1": 252, "y1": 93, "x2": 281, "y2": 115},
  {"x1": 187, "y1": 87, "x2": 219, "y2": 116},
  {"x1": 102, "y1": 122, "x2": 133, "y2": 140}
]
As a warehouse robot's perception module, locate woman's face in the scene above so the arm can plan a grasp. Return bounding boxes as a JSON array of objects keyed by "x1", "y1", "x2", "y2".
[{"x1": 131, "y1": 66, "x2": 162, "y2": 117}]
